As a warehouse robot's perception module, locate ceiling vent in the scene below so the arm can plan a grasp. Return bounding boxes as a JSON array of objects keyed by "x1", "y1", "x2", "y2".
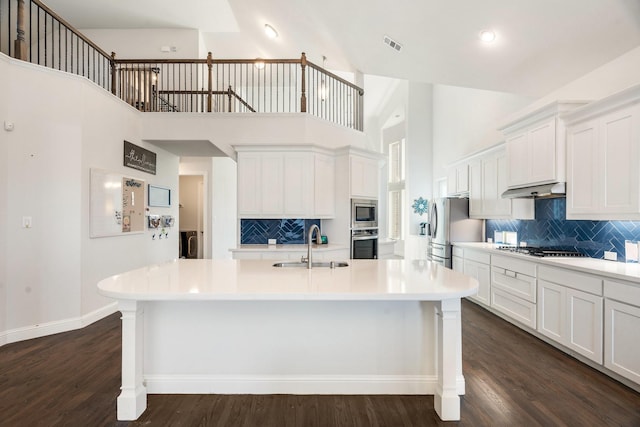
[{"x1": 383, "y1": 35, "x2": 402, "y2": 52}]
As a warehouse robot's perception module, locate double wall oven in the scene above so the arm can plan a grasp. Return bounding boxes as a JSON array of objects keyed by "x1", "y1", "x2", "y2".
[{"x1": 351, "y1": 199, "x2": 378, "y2": 259}]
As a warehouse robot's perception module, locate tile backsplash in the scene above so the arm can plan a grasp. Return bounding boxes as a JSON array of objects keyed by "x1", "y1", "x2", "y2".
[
  {"x1": 486, "y1": 198, "x2": 640, "y2": 261},
  {"x1": 241, "y1": 219, "x2": 321, "y2": 244}
]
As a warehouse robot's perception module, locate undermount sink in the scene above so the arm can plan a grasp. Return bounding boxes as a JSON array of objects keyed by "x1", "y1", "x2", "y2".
[{"x1": 272, "y1": 261, "x2": 349, "y2": 268}]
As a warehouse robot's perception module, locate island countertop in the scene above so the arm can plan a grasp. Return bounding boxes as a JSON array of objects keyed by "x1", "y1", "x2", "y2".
[{"x1": 97, "y1": 258, "x2": 478, "y2": 301}]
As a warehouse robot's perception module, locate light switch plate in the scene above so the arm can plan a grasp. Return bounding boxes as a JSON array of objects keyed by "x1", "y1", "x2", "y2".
[{"x1": 268, "y1": 239, "x2": 277, "y2": 245}]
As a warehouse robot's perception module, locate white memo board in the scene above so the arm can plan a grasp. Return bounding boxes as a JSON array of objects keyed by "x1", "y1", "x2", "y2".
[{"x1": 90, "y1": 168, "x2": 145, "y2": 238}]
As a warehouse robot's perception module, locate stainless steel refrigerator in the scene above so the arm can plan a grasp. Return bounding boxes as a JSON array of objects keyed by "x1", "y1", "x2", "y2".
[{"x1": 427, "y1": 197, "x2": 483, "y2": 267}]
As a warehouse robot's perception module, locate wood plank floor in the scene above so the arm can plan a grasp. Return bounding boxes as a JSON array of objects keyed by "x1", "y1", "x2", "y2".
[{"x1": 1, "y1": 300, "x2": 639, "y2": 426}]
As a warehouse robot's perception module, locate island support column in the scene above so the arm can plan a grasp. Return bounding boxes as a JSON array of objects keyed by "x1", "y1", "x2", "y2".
[
  {"x1": 117, "y1": 300, "x2": 147, "y2": 420},
  {"x1": 434, "y1": 298, "x2": 461, "y2": 421}
]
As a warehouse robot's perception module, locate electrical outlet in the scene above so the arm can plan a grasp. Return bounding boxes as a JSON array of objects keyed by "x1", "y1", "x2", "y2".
[
  {"x1": 268, "y1": 239, "x2": 277, "y2": 245},
  {"x1": 520, "y1": 241, "x2": 527, "y2": 247},
  {"x1": 604, "y1": 251, "x2": 617, "y2": 261},
  {"x1": 22, "y1": 216, "x2": 32, "y2": 228}
]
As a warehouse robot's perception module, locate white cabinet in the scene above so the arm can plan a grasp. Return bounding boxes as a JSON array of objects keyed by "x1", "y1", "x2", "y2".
[
  {"x1": 505, "y1": 119, "x2": 557, "y2": 188},
  {"x1": 565, "y1": 88, "x2": 640, "y2": 220},
  {"x1": 490, "y1": 255, "x2": 537, "y2": 328},
  {"x1": 237, "y1": 149, "x2": 335, "y2": 218},
  {"x1": 604, "y1": 279, "x2": 640, "y2": 384},
  {"x1": 537, "y1": 266, "x2": 603, "y2": 363},
  {"x1": 500, "y1": 101, "x2": 587, "y2": 190},
  {"x1": 463, "y1": 249, "x2": 491, "y2": 307},
  {"x1": 350, "y1": 155, "x2": 379, "y2": 199},
  {"x1": 468, "y1": 146, "x2": 533, "y2": 220},
  {"x1": 314, "y1": 154, "x2": 336, "y2": 217},
  {"x1": 446, "y1": 163, "x2": 469, "y2": 196},
  {"x1": 452, "y1": 246, "x2": 464, "y2": 273}
]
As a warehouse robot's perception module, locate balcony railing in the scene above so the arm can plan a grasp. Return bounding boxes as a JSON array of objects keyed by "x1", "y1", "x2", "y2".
[{"x1": 0, "y1": 0, "x2": 364, "y2": 130}]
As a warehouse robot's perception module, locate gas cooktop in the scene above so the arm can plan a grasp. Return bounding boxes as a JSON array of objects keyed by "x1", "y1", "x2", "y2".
[{"x1": 497, "y1": 246, "x2": 586, "y2": 257}]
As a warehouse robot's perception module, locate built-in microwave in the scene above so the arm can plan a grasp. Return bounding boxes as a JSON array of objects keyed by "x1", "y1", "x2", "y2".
[{"x1": 351, "y1": 199, "x2": 378, "y2": 229}]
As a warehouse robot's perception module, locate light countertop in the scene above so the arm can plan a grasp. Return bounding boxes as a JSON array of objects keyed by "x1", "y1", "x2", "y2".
[
  {"x1": 454, "y1": 242, "x2": 640, "y2": 284},
  {"x1": 97, "y1": 258, "x2": 478, "y2": 301}
]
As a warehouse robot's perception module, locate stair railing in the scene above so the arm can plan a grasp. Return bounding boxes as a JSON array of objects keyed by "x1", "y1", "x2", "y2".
[{"x1": 1, "y1": 0, "x2": 364, "y2": 130}]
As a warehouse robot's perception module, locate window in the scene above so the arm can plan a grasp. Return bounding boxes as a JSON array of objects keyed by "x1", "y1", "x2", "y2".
[{"x1": 388, "y1": 139, "x2": 405, "y2": 239}]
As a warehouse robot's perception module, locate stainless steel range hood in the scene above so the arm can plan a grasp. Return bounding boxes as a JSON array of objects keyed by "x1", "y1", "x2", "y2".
[{"x1": 501, "y1": 182, "x2": 566, "y2": 199}]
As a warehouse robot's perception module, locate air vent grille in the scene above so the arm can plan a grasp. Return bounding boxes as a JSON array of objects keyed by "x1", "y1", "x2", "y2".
[{"x1": 383, "y1": 35, "x2": 402, "y2": 52}]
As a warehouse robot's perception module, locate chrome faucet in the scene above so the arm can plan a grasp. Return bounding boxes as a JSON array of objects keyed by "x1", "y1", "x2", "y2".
[{"x1": 304, "y1": 224, "x2": 321, "y2": 269}]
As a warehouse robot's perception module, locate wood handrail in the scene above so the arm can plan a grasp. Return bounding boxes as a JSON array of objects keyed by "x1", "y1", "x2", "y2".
[
  {"x1": 306, "y1": 60, "x2": 364, "y2": 95},
  {"x1": 30, "y1": 0, "x2": 112, "y2": 60}
]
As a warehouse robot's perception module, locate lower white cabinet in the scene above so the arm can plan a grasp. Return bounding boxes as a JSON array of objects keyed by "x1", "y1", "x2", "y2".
[
  {"x1": 604, "y1": 279, "x2": 640, "y2": 384},
  {"x1": 537, "y1": 266, "x2": 603, "y2": 363},
  {"x1": 463, "y1": 249, "x2": 491, "y2": 307}
]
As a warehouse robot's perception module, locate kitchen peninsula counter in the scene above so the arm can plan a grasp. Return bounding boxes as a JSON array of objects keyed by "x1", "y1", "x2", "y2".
[{"x1": 98, "y1": 259, "x2": 478, "y2": 422}]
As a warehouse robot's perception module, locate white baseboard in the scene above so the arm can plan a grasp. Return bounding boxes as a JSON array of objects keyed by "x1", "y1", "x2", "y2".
[
  {"x1": 145, "y1": 374, "x2": 439, "y2": 395},
  {"x1": 0, "y1": 302, "x2": 118, "y2": 346}
]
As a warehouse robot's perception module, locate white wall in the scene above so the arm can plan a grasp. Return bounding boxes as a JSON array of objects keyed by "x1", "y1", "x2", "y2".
[
  {"x1": 1, "y1": 53, "x2": 179, "y2": 343},
  {"x1": 431, "y1": 85, "x2": 533, "y2": 184},
  {"x1": 0, "y1": 55, "x2": 8, "y2": 343},
  {"x1": 80, "y1": 29, "x2": 202, "y2": 59},
  {"x1": 503, "y1": 46, "x2": 640, "y2": 125}
]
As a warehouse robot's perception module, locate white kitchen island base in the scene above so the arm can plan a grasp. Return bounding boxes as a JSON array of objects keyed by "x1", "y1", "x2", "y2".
[{"x1": 99, "y1": 259, "x2": 477, "y2": 422}]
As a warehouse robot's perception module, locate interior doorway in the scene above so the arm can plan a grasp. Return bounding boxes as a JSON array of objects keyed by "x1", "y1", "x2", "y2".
[{"x1": 179, "y1": 175, "x2": 205, "y2": 259}]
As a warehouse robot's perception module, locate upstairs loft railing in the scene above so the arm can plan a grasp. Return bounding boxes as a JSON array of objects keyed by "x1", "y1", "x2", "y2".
[{"x1": 0, "y1": 0, "x2": 364, "y2": 131}]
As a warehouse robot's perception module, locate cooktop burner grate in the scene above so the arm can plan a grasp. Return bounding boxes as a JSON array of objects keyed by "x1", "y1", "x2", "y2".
[{"x1": 497, "y1": 246, "x2": 587, "y2": 257}]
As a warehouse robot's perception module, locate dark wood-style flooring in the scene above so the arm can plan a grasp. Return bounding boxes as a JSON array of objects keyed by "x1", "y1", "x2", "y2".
[{"x1": 1, "y1": 300, "x2": 639, "y2": 426}]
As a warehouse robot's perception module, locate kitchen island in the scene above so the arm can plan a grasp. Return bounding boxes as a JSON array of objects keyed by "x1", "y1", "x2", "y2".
[{"x1": 97, "y1": 258, "x2": 478, "y2": 421}]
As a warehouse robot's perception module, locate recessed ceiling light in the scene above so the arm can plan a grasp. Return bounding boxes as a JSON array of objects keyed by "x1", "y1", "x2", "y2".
[
  {"x1": 479, "y1": 30, "x2": 496, "y2": 43},
  {"x1": 264, "y1": 24, "x2": 278, "y2": 39}
]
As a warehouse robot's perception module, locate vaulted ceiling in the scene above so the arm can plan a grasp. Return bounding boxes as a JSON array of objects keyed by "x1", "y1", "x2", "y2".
[{"x1": 46, "y1": 0, "x2": 640, "y2": 97}]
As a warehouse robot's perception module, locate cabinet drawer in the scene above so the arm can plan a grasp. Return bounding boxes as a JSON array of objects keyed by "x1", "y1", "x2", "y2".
[
  {"x1": 492, "y1": 254, "x2": 536, "y2": 277},
  {"x1": 604, "y1": 279, "x2": 640, "y2": 307},
  {"x1": 464, "y1": 249, "x2": 490, "y2": 265},
  {"x1": 492, "y1": 267, "x2": 536, "y2": 303},
  {"x1": 539, "y1": 266, "x2": 602, "y2": 296},
  {"x1": 492, "y1": 287, "x2": 537, "y2": 329}
]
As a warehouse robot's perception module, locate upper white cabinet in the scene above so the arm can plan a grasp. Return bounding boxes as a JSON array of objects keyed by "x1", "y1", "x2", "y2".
[
  {"x1": 237, "y1": 147, "x2": 335, "y2": 218},
  {"x1": 350, "y1": 155, "x2": 379, "y2": 199},
  {"x1": 565, "y1": 85, "x2": 640, "y2": 220},
  {"x1": 446, "y1": 162, "x2": 469, "y2": 196},
  {"x1": 500, "y1": 101, "x2": 588, "y2": 189},
  {"x1": 468, "y1": 145, "x2": 533, "y2": 220}
]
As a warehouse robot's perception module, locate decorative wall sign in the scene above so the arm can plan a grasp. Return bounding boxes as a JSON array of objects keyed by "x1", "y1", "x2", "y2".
[
  {"x1": 123, "y1": 140, "x2": 156, "y2": 175},
  {"x1": 90, "y1": 169, "x2": 145, "y2": 237},
  {"x1": 148, "y1": 185, "x2": 171, "y2": 207}
]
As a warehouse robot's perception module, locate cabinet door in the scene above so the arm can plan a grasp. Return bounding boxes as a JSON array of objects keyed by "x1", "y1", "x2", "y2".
[
  {"x1": 506, "y1": 133, "x2": 528, "y2": 187},
  {"x1": 528, "y1": 119, "x2": 556, "y2": 185},
  {"x1": 566, "y1": 288, "x2": 603, "y2": 364},
  {"x1": 457, "y1": 164, "x2": 469, "y2": 193},
  {"x1": 283, "y1": 153, "x2": 312, "y2": 216},
  {"x1": 452, "y1": 256, "x2": 464, "y2": 273},
  {"x1": 464, "y1": 259, "x2": 490, "y2": 306},
  {"x1": 567, "y1": 120, "x2": 599, "y2": 216},
  {"x1": 604, "y1": 299, "x2": 640, "y2": 384},
  {"x1": 260, "y1": 154, "x2": 284, "y2": 214},
  {"x1": 482, "y1": 155, "x2": 499, "y2": 216},
  {"x1": 351, "y1": 156, "x2": 378, "y2": 198},
  {"x1": 538, "y1": 279, "x2": 565, "y2": 342},
  {"x1": 494, "y1": 151, "x2": 512, "y2": 216},
  {"x1": 468, "y1": 159, "x2": 483, "y2": 217},
  {"x1": 314, "y1": 154, "x2": 335, "y2": 217},
  {"x1": 237, "y1": 153, "x2": 262, "y2": 215},
  {"x1": 601, "y1": 106, "x2": 640, "y2": 214}
]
